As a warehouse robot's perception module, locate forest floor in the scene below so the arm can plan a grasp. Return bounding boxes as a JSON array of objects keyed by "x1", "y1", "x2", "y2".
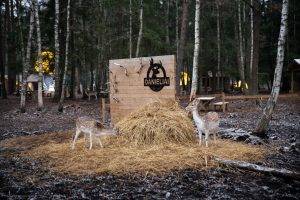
[{"x1": 0, "y1": 95, "x2": 299, "y2": 199}]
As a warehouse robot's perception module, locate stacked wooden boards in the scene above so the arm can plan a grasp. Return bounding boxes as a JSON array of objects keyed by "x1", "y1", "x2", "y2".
[{"x1": 109, "y1": 55, "x2": 176, "y2": 124}]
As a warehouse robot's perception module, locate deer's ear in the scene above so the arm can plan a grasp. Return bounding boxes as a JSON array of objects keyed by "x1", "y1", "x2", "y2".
[{"x1": 96, "y1": 121, "x2": 105, "y2": 128}]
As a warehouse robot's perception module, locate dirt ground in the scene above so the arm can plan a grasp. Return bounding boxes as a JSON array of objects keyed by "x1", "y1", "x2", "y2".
[{"x1": 0, "y1": 95, "x2": 299, "y2": 199}]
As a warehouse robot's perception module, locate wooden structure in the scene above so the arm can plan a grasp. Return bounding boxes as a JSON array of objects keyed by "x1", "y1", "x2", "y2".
[
  {"x1": 288, "y1": 59, "x2": 300, "y2": 93},
  {"x1": 196, "y1": 97, "x2": 215, "y2": 112},
  {"x1": 109, "y1": 55, "x2": 176, "y2": 124},
  {"x1": 213, "y1": 92, "x2": 229, "y2": 112}
]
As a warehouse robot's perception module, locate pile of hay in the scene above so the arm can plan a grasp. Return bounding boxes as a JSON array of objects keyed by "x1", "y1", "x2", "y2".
[
  {"x1": 0, "y1": 130, "x2": 269, "y2": 175},
  {"x1": 0, "y1": 100, "x2": 270, "y2": 176},
  {"x1": 116, "y1": 99, "x2": 196, "y2": 145}
]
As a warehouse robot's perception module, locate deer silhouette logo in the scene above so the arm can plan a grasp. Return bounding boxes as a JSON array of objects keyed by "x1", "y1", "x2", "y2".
[{"x1": 144, "y1": 58, "x2": 170, "y2": 92}]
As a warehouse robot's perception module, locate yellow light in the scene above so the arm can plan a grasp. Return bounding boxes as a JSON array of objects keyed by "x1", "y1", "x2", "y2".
[
  {"x1": 180, "y1": 72, "x2": 190, "y2": 86},
  {"x1": 34, "y1": 51, "x2": 55, "y2": 74},
  {"x1": 237, "y1": 80, "x2": 248, "y2": 89}
]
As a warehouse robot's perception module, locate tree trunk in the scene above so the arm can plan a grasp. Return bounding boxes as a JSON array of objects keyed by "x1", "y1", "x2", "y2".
[
  {"x1": 216, "y1": 0, "x2": 221, "y2": 90},
  {"x1": 17, "y1": 0, "x2": 25, "y2": 73},
  {"x1": 33, "y1": 0, "x2": 44, "y2": 110},
  {"x1": 6, "y1": 0, "x2": 16, "y2": 95},
  {"x1": 135, "y1": 0, "x2": 143, "y2": 58},
  {"x1": 254, "y1": 0, "x2": 289, "y2": 135},
  {"x1": 165, "y1": 0, "x2": 170, "y2": 45},
  {"x1": 20, "y1": 5, "x2": 34, "y2": 113},
  {"x1": 53, "y1": 0, "x2": 60, "y2": 101},
  {"x1": 58, "y1": 0, "x2": 71, "y2": 112},
  {"x1": 73, "y1": 32, "x2": 80, "y2": 100},
  {"x1": 176, "y1": 0, "x2": 189, "y2": 95},
  {"x1": 129, "y1": 0, "x2": 132, "y2": 58},
  {"x1": 175, "y1": 0, "x2": 179, "y2": 89},
  {"x1": 249, "y1": 0, "x2": 254, "y2": 95},
  {"x1": 4, "y1": 0, "x2": 10, "y2": 95},
  {"x1": 237, "y1": 0, "x2": 246, "y2": 93},
  {"x1": 190, "y1": 0, "x2": 201, "y2": 101},
  {"x1": 73, "y1": 64, "x2": 80, "y2": 99},
  {"x1": 213, "y1": 157, "x2": 300, "y2": 180},
  {"x1": 90, "y1": 63, "x2": 94, "y2": 90},
  {"x1": 252, "y1": 0, "x2": 260, "y2": 95},
  {"x1": 9, "y1": 0, "x2": 13, "y2": 32},
  {"x1": 0, "y1": 6, "x2": 7, "y2": 99}
]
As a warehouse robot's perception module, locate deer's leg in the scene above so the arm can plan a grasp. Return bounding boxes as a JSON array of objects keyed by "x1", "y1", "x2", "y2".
[
  {"x1": 96, "y1": 136, "x2": 103, "y2": 148},
  {"x1": 197, "y1": 128, "x2": 202, "y2": 146},
  {"x1": 72, "y1": 128, "x2": 81, "y2": 149},
  {"x1": 89, "y1": 131, "x2": 93, "y2": 150},
  {"x1": 213, "y1": 131, "x2": 216, "y2": 144},
  {"x1": 83, "y1": 132, "x2": 87, "y2": 145},
  {"x1": 205, "y1": 130, "x2": 209, "y2": 148}
]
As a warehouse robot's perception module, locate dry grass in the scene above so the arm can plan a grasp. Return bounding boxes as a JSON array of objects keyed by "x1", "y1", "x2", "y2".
[
  {"x1": 116, "y1": 99, "x2": 196, "y2": 145},
  {"x1": 0, "y1": 130, "x2": 268, "y2": 176},
  {"x1": 0, "y1": 100, "x2": 268, "y2": 175}
]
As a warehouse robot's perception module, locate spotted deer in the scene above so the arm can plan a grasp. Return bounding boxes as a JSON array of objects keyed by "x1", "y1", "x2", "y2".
[
  {"x1": 72, "y1": 116, "x2": 117, "y2": 150},
  {"x1": 186, "y1": 99, "x2": 220, "y2": 147},
  {"x1": 84, "y1": 90, "x2": 97, "y2": 101}
]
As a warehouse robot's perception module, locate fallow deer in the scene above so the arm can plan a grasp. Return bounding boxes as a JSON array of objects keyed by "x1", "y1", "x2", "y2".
[
  {"x1": 72, "y1": 116, "x2": 117, "y2": 150},
  {"x1": 186, "y1": 99, "x2": 220, "y2": 147}
]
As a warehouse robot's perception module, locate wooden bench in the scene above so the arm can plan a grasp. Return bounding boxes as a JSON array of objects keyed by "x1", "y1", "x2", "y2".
[
  {"x1": 213, "y1": 101, "x2": 229, "y2": 111},
  {"x1": 213, "y1": 92, "x2": 229, "y2": 112}
]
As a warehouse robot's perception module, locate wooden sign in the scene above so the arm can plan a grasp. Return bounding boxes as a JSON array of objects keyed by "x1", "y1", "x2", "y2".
[{"x1": 109, "y1": 55, "x2": 176, "y2": 124}]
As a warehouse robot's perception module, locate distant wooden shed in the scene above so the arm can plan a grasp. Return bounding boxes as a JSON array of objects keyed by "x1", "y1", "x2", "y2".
[
  {"x1": 288, "y1": 59, "x2": 300, "y2": 93},
  {"x1": 26, "y1": 74, "x2": 39, "y2": 91}
]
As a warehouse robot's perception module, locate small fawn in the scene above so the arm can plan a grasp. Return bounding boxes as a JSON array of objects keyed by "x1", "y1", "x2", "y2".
[
  {"x1": 84, "y1": 90, "x2": 97, "y2": 101},
  {"x1": 72, "y1": 116, "x2": 117, "y2": 150}
]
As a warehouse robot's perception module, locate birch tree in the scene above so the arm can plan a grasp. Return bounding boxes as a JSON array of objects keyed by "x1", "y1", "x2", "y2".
[
  {"x1": 190, "y1": 0, "x2": 201, "y2": 101},
  {"x1": 17, "y1": 0, "x2": 26, "y2": 109},
  {"x1": 135, "y1": 0, "x2": 143, "y2": 57},
  {"x1": 53, "y1": 0, "x2": 60, "y2": 101},
  {"x1": 20, "y1": 7, "x2": 34, "y2": 113},
  {"x1": 254, "y1": 0, "x2": 289, "y2": 135},
  {"x1": 58, "y1": 0, "x2": 71, "y2": 112},
  {"x1": 33, "y1": 0, "x2": 44, "y2": 110}
]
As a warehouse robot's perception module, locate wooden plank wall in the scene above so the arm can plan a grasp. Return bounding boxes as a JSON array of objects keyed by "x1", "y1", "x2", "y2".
[{"x1": 109, "y1": 55, "x2": 176, "y2": 124}]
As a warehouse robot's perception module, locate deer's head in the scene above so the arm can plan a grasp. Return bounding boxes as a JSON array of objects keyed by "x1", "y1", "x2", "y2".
[{"x1": 185, "y1": 99, "x2": 200, "y2": 112}]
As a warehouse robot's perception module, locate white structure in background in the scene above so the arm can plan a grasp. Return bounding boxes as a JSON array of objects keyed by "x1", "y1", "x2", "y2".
[{"x1": 25, "y1": 74, "x2": 55, "y2": 93}]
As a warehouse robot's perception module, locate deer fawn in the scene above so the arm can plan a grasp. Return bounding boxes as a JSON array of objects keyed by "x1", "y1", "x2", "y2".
[
  {"x1": 72, "y1": 116, "x2": 117, "y2": 150},
  {"x1": 186, "y1": 99, "x2": 220, "y2": 147},
  {"x1": 84, "y1": 90, "x2": 97, "y2": 101}
]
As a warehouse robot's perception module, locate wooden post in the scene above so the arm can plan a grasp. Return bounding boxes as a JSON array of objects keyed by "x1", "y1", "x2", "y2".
[
  {"x1": 102, "y1": 97, "x2": 106, "y2": 124},
  {"x1": 290, "y1": 71, "x2": 294, "y2": 93},
  {"x1": 222, "y1": 92, "x2": 225, "y2": 112}
]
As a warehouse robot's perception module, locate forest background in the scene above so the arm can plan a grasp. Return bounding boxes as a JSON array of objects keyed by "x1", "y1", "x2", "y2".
[{"x1": 0, "y1": 0, "x2": 299, "y2": 100}]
